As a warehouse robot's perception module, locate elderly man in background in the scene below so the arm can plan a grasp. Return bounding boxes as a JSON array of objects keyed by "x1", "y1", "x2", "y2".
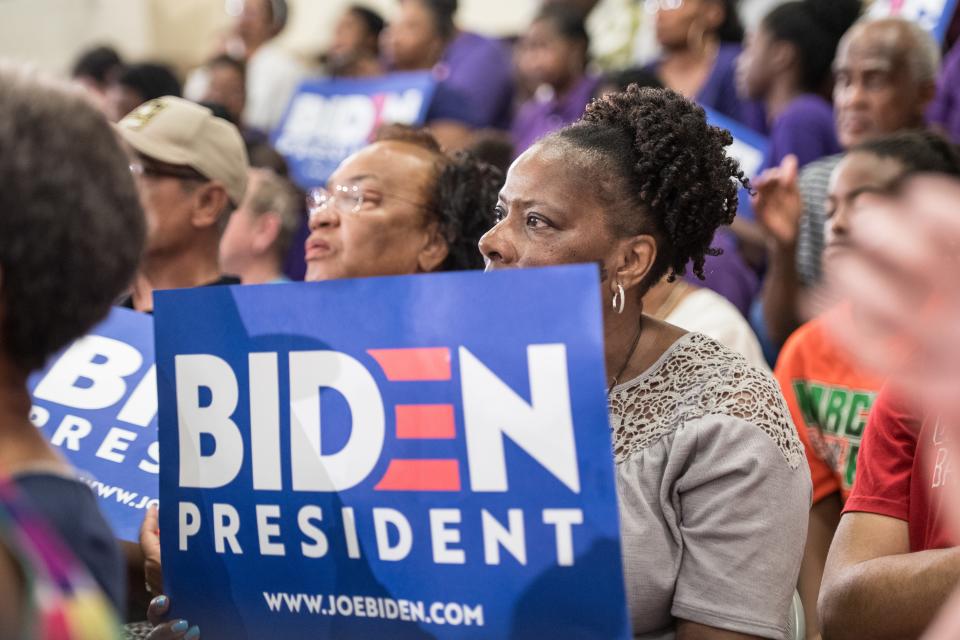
[
  {"x1": 219, "y1": 168, "x2": 301, "y2": 285},
  {"x1": 756, "y1": 17, "x2": 941, "y2": 347}
]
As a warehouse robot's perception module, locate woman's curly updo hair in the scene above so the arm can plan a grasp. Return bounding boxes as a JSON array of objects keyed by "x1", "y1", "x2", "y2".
[
  {"x1": 374, "y1": 124, "x2": 503, "y2": 271},
  {"x1": 545, "y1": 85, "x2": 748, "y2": 289}
]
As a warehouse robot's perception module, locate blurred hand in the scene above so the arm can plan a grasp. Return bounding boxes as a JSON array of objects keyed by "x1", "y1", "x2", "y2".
[
  {"x1": 824, "y1": 175, "x2": 960, "y2": 422},
  {"x1": 140, "y1": 506, "x2": 164, "y2": 596},
  {"x1": 752, "y1": 154, "x2": 803, "y2": 249},
  {"x1": 145, "y1": 596, "x2": 200, "y2": 640}
]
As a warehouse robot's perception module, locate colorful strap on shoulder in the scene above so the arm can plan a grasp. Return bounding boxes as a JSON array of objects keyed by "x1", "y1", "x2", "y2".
[{"x1": 0, "y1": 479, "x2": 121, "y2": 640}]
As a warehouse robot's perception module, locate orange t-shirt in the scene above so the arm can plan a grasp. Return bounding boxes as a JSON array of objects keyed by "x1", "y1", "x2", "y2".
[{"x1": 774, "y1": 309, "x2": 884, "y2": 504}]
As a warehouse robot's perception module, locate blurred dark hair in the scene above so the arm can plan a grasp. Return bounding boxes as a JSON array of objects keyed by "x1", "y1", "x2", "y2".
[
  {"x1": 265, "y1": 0, "x2": 290, "y2": 33},
  {"x1": 208, "y1": 53, "x2": 246, "y2": 79},
  {"x1": 349, "y1": 4, "x2": 386, "y2": 38},
  {"x1": 534, "y1": 3, "x2": 590, "y2": 49},
  {"x1": 852, "y1": 130, "x2": 960, "y2": 181},
  {"x1": 71, "y1": 45, "x2": 123, "y2": 84},
  {"x1": 198, "y1": 101, "x2": 237, "y2": 125},
  {"x1": 115, "y1": 63, "x2": 182, "y2": 101},
  {"x1": 762, "y1": 0, "x2": 861, "y2": 93},
  {"x1": 406, "y1": 0, "x2": 458, "y2": 40},
  {"x1": 716, "y1": 0, "x2": 745, "y2": 44},
  {"x1": 0, "y1": 64, "x2": 145, "y2": 372},
  {"x1": 598, "y1": 66, "x2": 663, "y2": 97}
]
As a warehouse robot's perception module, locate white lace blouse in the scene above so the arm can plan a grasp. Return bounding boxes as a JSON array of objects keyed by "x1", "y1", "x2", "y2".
[{"x1": 607, "y1": 333, "x2": 811, "y2": 639}]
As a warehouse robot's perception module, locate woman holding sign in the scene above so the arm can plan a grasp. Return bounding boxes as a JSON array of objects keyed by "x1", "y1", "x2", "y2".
[{"x1": 479, "y1": 86, "x2": 810, "y2": 639}]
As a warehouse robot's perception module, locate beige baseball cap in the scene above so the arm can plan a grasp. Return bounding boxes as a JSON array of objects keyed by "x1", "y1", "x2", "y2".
[{"x1": 116, "y1": 96, "x2": 249, "y2": 205}]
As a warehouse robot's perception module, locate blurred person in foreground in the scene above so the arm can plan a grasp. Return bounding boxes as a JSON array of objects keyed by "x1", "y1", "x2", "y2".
[
  {"x1": 756, "y1": 17, "x2": 940, "y2": 348},
  {"x1": 0, "y1": 62, "x2": 146, "y2": 634},
  {"x1": 819, "y1": 174, "x2": 960, "y2": 640},
  {"x1": 763, "y1": 131, "x2": 960, "y2": 637},
  {"x1": 219, "y1": 168, "x2": 300, "y2": 284}
]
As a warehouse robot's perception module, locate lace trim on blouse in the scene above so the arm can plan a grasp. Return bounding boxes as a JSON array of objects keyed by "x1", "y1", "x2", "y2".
[{"x1": 608, "y1": 333, "x2": 804, "y2": 469}]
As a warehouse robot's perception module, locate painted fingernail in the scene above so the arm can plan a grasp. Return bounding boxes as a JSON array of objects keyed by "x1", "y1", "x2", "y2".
[
  {"x1": 185, "y1": 625, "x2": 200, "y2": 639},
  {"x1": 172, "y1": 620, "x2": 188, "y2": 633},
  {"x1": 154, "y1": 595, "x2": 168, "y2": 608}
]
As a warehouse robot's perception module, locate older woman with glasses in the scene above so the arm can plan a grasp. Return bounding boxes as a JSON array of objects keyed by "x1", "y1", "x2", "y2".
[{"x1": 303, "y1": 125, "x2": 501, "y2": 281}]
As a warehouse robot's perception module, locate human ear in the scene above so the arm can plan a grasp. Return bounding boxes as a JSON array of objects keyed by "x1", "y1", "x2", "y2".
[
  {"x1": 612, "y1": 234, "x2": 658, "y2": 292},
  {"x1": 416, "y1": 222, "x2": 450, "y2": 273},
  {"x1": 192, "y1": 183, "x2": 231, "y2": 230}
]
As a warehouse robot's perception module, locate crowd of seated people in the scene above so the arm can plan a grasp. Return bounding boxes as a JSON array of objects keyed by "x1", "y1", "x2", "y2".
[{"x1": 6, "y1": 0, "x2": 960, "y2": 638}]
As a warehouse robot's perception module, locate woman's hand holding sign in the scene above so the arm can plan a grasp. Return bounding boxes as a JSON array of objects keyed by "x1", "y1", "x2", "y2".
[{"x1": 145, "y1": 595, "x2": 200, "y2": 640}]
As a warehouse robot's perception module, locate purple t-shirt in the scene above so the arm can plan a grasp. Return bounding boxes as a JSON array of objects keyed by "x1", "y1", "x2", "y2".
[
  {"x1": 684, "y1": 228, "x2": 758, "y2": 318},
  {"x1": 511, "y1": 75, "x2": 601, "y2": 155},
  {"x1": 434, "y1": 31, "x2": 515, "y2": 130},
  {"x1": 646, "y1": 43, "x2": 765, "y2": 132},
  {"x1": 929, "y1": 42, "x2": 960, "y2": 143},
  {"x1": 762, "y1": 94, "x2": 840, "y2": 171}
]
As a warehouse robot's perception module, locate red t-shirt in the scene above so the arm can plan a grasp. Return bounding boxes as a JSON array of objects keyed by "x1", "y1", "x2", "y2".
[{"x1": 844, "y1": 384, "x2": 955, "y2": 552}]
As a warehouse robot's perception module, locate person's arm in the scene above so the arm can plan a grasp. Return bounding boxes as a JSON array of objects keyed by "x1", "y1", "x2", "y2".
[
  {"x1": 123, "y1": 539, "x2": 152, "y2": 622},
  {"x1": 752, "y1": 155, "x2": 805, "y2": 347},
  {"x1": 677, "y1": 620, "x2": 767, "y2": 639},
  {"x1": 819, "y1": 512, "x2": 960, "y2": 640},
  {"x1": 761, "y1": 236, "x2": 803, "y2": 347},
  {"x1": 798, "y1": 493, "x2": 842, "y2": 639}
]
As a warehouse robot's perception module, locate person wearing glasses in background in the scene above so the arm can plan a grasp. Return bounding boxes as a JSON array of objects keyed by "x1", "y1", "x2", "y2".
[
  {"x1": 303, "y1": 125, "x2": 503, "y2": 281},
  {"x1": 115, "y1": 96, "x2": 249, "y2": 314}
]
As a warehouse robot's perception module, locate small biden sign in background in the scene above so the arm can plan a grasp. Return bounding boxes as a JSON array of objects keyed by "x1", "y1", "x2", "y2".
[
  {"x1": 273, "y1": 72, "x2": 437, "y2": 191},
  {"x1": 154, "y1": 266, "x2": 630, "y2": 639},
  {"x1": 28, "y1": 308, "x2": 158, "y2": 542}
]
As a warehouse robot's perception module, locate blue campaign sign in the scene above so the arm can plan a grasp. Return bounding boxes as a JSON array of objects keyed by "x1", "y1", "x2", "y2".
[
  {"x1": 704, "y1": 106, "x2": 769, "y2": 221},
  {"x1": 272, "y1": 72, "x2": 438, "y2": 190},
  {"x1": 704, "y1": 106, "x2": 769, "y2": 180},
  {"x1": 154, "y1": 266, "x2": 630, "y2": 640},
  {"x1": 868, "y1": 0, "x2": 959, "y2": 43},
  {"x1": 28, "y1": 307, "x2": 158, "y2": 542}
]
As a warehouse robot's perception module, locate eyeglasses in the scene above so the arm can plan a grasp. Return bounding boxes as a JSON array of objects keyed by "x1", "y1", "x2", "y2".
[
  {"x1": 644, "y1": 0, "x2": 684, "y2": 13},
  {"x1": 129, "y1": 160, "x2": 208, "y2": 182},
  {"x1": 307, "y1": 184, "x2": 365, "y2": 217},
  {"x1": 306, "y1": 184, "x2": 434, "y2": 219}
]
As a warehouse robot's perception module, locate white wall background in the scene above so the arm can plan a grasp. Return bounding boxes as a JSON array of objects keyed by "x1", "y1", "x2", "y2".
[{"x1": 0, "y1": 0, "x2": 540, "y2": 77}]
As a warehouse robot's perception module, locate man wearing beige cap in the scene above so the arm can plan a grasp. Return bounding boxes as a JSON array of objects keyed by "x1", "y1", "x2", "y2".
[{"x1": 116, "y1": 95, "x2": 249, "y2": 312}]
